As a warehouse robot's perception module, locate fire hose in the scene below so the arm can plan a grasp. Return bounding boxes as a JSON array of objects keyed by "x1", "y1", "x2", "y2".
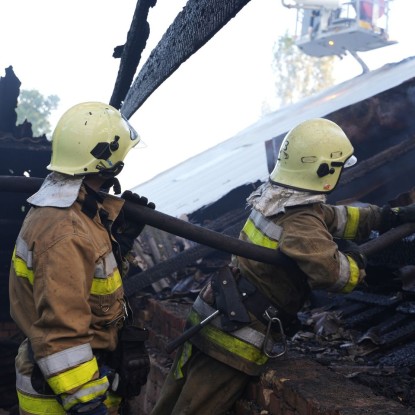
[{"x1": 1, "y1": 175, "x2": 415, "y2": 262}]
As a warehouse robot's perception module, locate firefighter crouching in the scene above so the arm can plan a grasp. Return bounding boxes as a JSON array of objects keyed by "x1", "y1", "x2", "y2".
[
  {"x1": 151, "y1": 118, "x2": 415, "y2": 415},
  {"x1": 9, "y1": 102, "x2": 155, "y2": 414}
]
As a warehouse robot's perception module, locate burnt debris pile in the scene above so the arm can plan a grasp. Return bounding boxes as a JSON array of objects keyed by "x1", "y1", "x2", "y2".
[{"x1": 291, "y1": 237, "x2": 415, "y2": 408}]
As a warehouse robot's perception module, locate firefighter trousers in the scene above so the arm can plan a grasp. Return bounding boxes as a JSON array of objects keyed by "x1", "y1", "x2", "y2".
[{"x1": 150, "y1": 344, "x2": 251, "y2": 415}]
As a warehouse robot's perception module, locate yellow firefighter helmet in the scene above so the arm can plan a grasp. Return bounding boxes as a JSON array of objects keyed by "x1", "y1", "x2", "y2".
[
  {"x1": 270, "y1": 118, "x2": 356, "y2": 193},
  {"x1": 48, "y1": 102, "x2": 140, "y2": 177}
]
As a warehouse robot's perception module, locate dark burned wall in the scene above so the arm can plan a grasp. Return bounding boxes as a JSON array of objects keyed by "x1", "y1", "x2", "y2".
[
  {"x1": 329, "y1": 77, "x2": 415, "y2": 205},
  {"x1": 265, "y1": 77, "x2": 415, "y2": 207},
  {"x1": 0, "y1": 66, "x2": 51, "y2": 323},
  {"x1": 0, "y1": 66, "x2": 19, "y2": 134},
  {"x1": 330, "y1": 78, "x2": 415, "y2": 159}
]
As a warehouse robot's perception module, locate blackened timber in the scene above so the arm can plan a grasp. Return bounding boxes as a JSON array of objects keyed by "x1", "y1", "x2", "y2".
[
  {"x1": 330, "y1": 135, "x2": 415, "y2": 205},
  {"x1": 358, "y1": 313, "x2": 409, "y2": 345},
  {"x1": 124, "y1": 242, "x2": 214, "y2": 295},
  {"x1": 360, "y1": 223, "x2": 415, "y2": 258},
  {"x1": 123, "y1": 218, "x2": 244, "y2": 295},
  {"x1": 378, "y1": 320, "x2": 415, "y2": 347},
  {"x1": 344, "y1": 291, "x2": 402, "y2": 307},
  {"x1": 335, "y1": 301, "x2": 371, "y2": 318},
  {"x1": 379, "y1": 339, "x2": 415, "y2": 367},
  {"x1": 342, "y1": 305, "x2": 386, "y2": 329},
  {"x1": 121, "y1": 0, "x2": 251, "y2": 118},
  {"x1": 338, "y1": 135, "x2": 415, "y2": 187},
  {"x1": 110, "y1": 0, "x2": 156, "y2": 109}
]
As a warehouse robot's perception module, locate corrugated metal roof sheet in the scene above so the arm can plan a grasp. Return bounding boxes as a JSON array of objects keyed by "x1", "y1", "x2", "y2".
[{"x1": 132, "y1": 56, "x2": 415, "y2": 218}]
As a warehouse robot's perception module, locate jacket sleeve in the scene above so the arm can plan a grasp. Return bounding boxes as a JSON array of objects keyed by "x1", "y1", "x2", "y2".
[
  {"x1": 321, "y1": 203, "x2": 383, "y2": 241},
  {"x1": 280, "y1": 204, "x2": 381, "y2": 293}
]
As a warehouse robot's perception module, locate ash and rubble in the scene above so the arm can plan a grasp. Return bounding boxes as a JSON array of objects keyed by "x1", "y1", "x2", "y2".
[{"x1": 291, "y1": 275, "x2": 415, "y2": 408}]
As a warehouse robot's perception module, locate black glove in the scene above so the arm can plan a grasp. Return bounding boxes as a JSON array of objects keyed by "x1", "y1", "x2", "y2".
[
  {"x1": 113, "y1": 191, "x2": 156, "y2": 256},
  {"x1": 111, "y1": 326, "x2": 150, "y2": 398},
  {"x1": 335, "y1": 239, "x2": 367, "y2": 269},
  {"x1": 380, "y1": 204, "x2": 415, "y2": 231}
]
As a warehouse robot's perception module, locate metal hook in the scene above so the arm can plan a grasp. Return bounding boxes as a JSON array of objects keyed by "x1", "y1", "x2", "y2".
[{"x1": 262, "y1": 307, "x2": 287, "y2": 359}]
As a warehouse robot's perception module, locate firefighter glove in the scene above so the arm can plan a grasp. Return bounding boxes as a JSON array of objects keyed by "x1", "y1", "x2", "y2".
[
  {"x1": 381, "y1": 204, "x2": 415, "y2": 231},
  {"x1": 111, "y1": 325, "x2": 150, "y2": 398},
  {"x1": 393, "y1": 205, "x2": 415, "y2": 223},
  {"x1": 113, "y1": 191, "x2": 156, "y2": 256},
  {"x1": 335, "y1": 239, "x2": 367, "y2": 269}
]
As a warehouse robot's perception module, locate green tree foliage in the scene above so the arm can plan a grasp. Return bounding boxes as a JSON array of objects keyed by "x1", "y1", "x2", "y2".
[
  {"x1": 16, "y1": 89, "x2": 60, "y2": 137},
  {"x1": 272, "y1": 32, "x2": 336, "y2": 107}
]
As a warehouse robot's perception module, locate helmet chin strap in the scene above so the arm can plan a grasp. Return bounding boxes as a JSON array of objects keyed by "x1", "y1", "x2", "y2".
[
  {"x1": 100, "y1": 177, "x2": 122, "y2": 195},
  {"x1": 97, "y1": 161, "x2": 124, "y2": 195}
]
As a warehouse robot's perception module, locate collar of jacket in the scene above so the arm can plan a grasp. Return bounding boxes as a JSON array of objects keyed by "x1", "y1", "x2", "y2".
[
  {"x1": 27, "y1": 172, "x2": 84, "y2": 207},
  {"x1": 246, "y1": 181, "x2": 326, "y2": 217},
  {"x1": 27, "y1": 172, "x2": 124, "y2": 221}
]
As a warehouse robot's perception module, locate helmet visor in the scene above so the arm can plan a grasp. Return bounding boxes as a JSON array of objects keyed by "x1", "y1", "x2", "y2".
[
  {"x1": 344, "y1": 155, "x2": 357, "y2": 168},
  {"x1": 121, "y1": 115, "x2": 140, "y2": 141}
]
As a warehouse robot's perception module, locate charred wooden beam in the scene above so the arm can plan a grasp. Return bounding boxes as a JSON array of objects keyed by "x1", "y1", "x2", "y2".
[
  {"x1": 331, "y1": 135, "x2": 415, "y2": 205},
  {"x1": 109, "y1": 0, "x2": 156, "y2": 109},
  {"x1": 379, "y1": 339, "x2": 415, "y2": 367},
  {"x1": 338, "y1": 135, "x2": 415, "y2": 187},
  {"x1": 123, "y1": 217, "x2": 244, "y2": 295},
  {"x1": 121, "y1": 0, "x2": 251, "y2": 118},
  {"x1": 344, "y1": 291, "x2": 402, "y2": 307},
  {"x1": 0, "y1": 66, "x2": 20, "y2": 134},
  {"x1": 378, "y1": 321, "x2": 415, "y2": 351},
  {"x1": 342, "y1": 305, "x2": 386, "y2": 329}
]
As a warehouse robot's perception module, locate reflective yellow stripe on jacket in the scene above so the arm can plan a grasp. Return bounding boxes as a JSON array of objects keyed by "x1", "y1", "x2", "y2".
[
  {"x1": 242, "y1": 209, "x2": 282, "y2": 248},
  {"x1": 17, "y1": 390, "x2": 65, "y2": 415},
  {"x1": 189, "y1": 311, "x2": 267, "y2": 364},
  {"x1": 344, "y1": 206, "x2": 360, "y2": 239},
  {"x1": 332, "y1": 206, "x2": 361, "y2": 239},
  {"x1": 47, "y1": 357, "x2": 99, "y2": 395},
  {"x1": 341, "y1": 255, "x2": 361, "y2": 293},
  {"x1": 60, "y1": 375, "x2": 109, "y2": 410},
  {"x1": 13, "y1": 236, "x2": 121, "y2": 296},
  {"x1": 186, "y1": 295, "x2": 269, "y2": 376},
  {"x1": 12, "y1": 238, "x2": 34, "y2": 284}
]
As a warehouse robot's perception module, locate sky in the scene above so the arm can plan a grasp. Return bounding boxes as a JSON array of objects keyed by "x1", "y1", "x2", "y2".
[{"x1": 0, "y1": 0, "x2": 413, "y2": 191}]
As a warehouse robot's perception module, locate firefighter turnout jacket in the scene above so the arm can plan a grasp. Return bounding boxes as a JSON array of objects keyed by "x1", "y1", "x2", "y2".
[
  {"x1": 185, "y1": 182, "x2": 384, "y2": 376},
  {"x1": 9, "y1": 173, "x2": 126, "y2": 414}
]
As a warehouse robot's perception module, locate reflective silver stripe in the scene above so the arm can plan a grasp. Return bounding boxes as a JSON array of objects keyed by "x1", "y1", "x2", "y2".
[
  {"x1": 95, "y1": 252, "x2": 118, "y2": 279},
  {"x1": 193, "y1": 296, "x2": 265, "y2": 348},
  {"x1": 60, "y1": 378, "x2": 109, "y2": 409},
  {"x1": 37, "y1": 344, "x2": 93, "y2": 377},
  {"x1": 329, "y1": 252, "x2": 350, "y2": 291},
  {"x1": 249, "y1": 209, "x2": 282, "y2": 241},
  {"x1": 16, "y1": 370, "x2": 56, "y2": 397},
  {"x1": 15, "y1": 236, "x2": 33, "y2": 268},
  {"x1": 332, "y1": 206, "x2": 348, "y2": 238},
  {"x1": 16, "y1": 371, "x2": 41, "y2": 396}
]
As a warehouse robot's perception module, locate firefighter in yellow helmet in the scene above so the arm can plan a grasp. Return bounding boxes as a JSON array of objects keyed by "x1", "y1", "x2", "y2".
[
  {"x1": 9, "y1": 102, "x2": 155, "y2": 414},
  {"x1": 151, "y1": 118, "x2": 415, "y2": 415}
]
